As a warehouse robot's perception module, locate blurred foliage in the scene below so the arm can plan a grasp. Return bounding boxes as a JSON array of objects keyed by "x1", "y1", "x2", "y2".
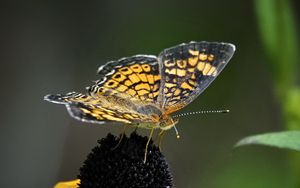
[
  {"x1": 253, "y1": 0, "x2": 300, "y2": 187},
  {"x1": 236, "y1": 131, "x2": 300, "y2": 151},
  {"x1": 214, "y1": 148, "x2": 292, "y2": 188},
  {"x1": 255, "y1": 0, "x2": 298, "y2": 97},
  {"x1": 255, "y1": 0, "x2": 300, "y2": 127}
]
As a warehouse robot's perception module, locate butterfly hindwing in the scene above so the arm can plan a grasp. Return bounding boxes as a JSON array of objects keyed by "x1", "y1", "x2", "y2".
[
  {"x1": 158, "y1": 41, "x2": 235, "y2": 114},
  {"x1": 44, "y1": 92, "x2": 155, "y2": 124}
]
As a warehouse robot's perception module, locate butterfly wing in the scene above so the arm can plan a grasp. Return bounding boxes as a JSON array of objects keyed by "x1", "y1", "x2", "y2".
[
  {"x1": 44, "y1": 92, "x2": 156, "y2": 124},
  {"x1": 44, "y1": 55, "x2": 163, "y2": 125},
  {"x1": 44, "y1": 42, "x2": 235, "y2": 125},
  {"x1": 157, "y1": 41, "x2": 235, "y2": 114},
  {"x1": 88, "y1": 55, "x2": 161, "y2": 104}
]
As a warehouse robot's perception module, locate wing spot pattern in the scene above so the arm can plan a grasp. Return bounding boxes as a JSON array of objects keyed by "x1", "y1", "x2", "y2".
[
  {"x1": 137, "y1": 90, "x2": 149, "y2": 96},
  {"x1": 177, "y1": 60, "x2": 187, "y2": 68},
  {"x1": 116, "y1": 85, "x2": 128, "y2": 92},
  {"x1": 127, "y1": 89, "x2": 137, "y2": 96},
  {"x1": 177, "y1": 69, "x2": 186, "y2": 77},
  {"x1": 165, "y1": 83, "x2": 177, "y2": 88},
  {"x1": 207, "y1": 66, "x2": 217, "y2": 76},
  {"x1": 197, "y1": 62, "x2": 206, "y2": 71},
  {"x1": 203, "y1": 64, "x2": 212, "y2": 75},
  {"x1": 147, "y1": 74, "x2": 154, "y2": 84},
  {"x1": 165, "y1": 69, "x2": 176, "y2": 75},
  {"x1": 138, "y1": 73, "x2": 148, "y2": 82},
  {"x1": 188, "y1": 49, "x2": 199, "y2": 56},
  {"x1": 142, "y1": 64, "x2": 151, "y2": 72},
  {"x1": 119, "y1": 67, "x2": 133, "y2": 74},
  {"x1": 199, "y1": 53, "x2": 208, "y2": 61},
  {"x1": 188, "y1": 57, "x2": 198, "y2": 66},
  {"x1": 128, "y1": 74, "x2": 141, "y2": 84},
  {"x1": 154, "y1": 75, "x2": 160, "y2": 81},
  {"x1": 102, "y1": 114, "x2": 131, "y2": 123},
  {"x1": 105, "y1": 80, "x2": 119, "y2": 88},
  {"x1": 135, "y1": 83, "x2": 151, "y2": 91},
  {"x1": 112, "y1": 73, "x2": 126, "y2": 82},
  {"x1": 208, "y1": 54, "x2": 214, "y2": 61},
  {"x1": 181, "y1": 82, "x2": 193, "y2": 90},
  {"x1": 174, "y1": 89, "x2": 181, "y2": 96},
  {"x1": 124, "y1": 80, "x2": 133, "y2": 86},
  {"x1": 164, "y1": 60, "x2": 176, "y2": 67},
  {"x1": 130, "y1": 64, "x2": 143, "y2": 73}
]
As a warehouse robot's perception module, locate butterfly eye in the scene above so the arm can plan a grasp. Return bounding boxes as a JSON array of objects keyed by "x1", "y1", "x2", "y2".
[{"x1": 159, "y1": 121, "x2": 165, "y2": 127}]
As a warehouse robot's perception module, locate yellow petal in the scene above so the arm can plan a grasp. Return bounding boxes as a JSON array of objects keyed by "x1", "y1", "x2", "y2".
[{"x1": 54, "y1": 179, "x2": 80, "y2": 188}]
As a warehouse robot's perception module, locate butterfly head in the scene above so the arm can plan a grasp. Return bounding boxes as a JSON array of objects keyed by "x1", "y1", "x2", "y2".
[{"x1": 159, "y1": 115, "x2": 179, "y2": 130}]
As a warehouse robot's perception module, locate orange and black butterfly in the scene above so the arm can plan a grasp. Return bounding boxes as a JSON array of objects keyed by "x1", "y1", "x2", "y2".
[{"x1": 44, "y1": 41, "x2": 235, "y2": 132}]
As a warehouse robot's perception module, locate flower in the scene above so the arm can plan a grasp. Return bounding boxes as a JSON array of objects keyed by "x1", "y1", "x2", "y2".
[{"x1": 54, "y1": 132, "x2": 173, "y2": 188}]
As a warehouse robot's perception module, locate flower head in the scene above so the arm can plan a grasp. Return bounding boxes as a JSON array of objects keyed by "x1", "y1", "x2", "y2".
[{"x1": 55, "y1": 132, "x2": 173, "y2": 188}]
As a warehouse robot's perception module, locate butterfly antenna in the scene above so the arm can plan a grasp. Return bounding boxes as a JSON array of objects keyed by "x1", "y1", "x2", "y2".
[
  {"x1": 172, "y1": 109, "x2": 230, "y2": 118},
  {"x1": 173, "y1": 125, "x2": 180, "y2": 139}
]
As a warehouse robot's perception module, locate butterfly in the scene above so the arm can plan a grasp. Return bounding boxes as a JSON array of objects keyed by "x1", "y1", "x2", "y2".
[{"x1": 44, "y1": 41, "x2": 235, "y2": 133}]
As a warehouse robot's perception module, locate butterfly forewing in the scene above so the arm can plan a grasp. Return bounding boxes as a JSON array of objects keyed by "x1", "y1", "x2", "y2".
[
  {"x1": 88, "y1": 55, "x2": 161, "y2": 104},
  {"x1": 158, "y1": 41, "x2": 235, "y2": 114}
]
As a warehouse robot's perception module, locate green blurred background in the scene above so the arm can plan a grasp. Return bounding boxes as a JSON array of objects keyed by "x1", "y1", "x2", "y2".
[{"x1": 1, "y1": 0, "x2": 299, "y2": 187}]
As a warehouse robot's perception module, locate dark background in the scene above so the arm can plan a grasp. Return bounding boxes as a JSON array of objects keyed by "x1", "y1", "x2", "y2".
[{"x1": 1, "y1": 1, "x2": 299, "y2": 187}]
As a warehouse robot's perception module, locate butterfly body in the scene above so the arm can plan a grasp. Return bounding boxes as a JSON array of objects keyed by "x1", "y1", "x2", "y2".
[{"x1": 44, "y1": 41, "x2": 235, "y2": 131}]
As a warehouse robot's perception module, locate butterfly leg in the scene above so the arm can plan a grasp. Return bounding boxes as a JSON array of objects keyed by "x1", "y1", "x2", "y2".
[
  {"x1": 158, "y1": 130, "x2": 166, "y2": 151},
  {"x1": 153, "y1": 129, "x2": 161, "y2": 145},
  {"x1": 144, "y1": 128, "x2": 154, "y2": 163},
  {"x1": 112, "y1": 124, "x2": 129, "y2": 150}
]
